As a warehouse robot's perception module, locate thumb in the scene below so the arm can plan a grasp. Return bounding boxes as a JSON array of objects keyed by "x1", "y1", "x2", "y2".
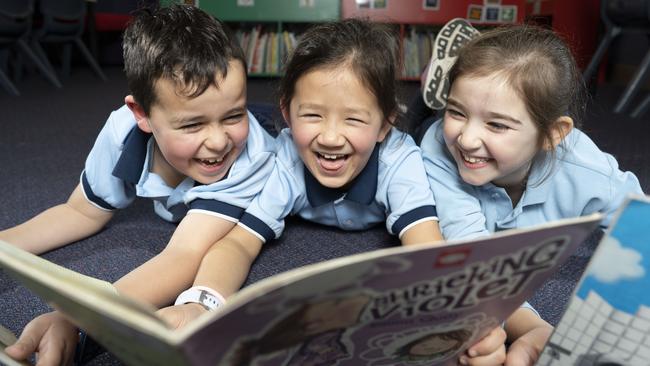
[{"x1": 5, "y1": 333, "x2": 38, "y2": 361}]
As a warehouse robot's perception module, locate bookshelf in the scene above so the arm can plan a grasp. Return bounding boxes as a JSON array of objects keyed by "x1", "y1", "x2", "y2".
[
  {"x1": 341, "y1": 0, "x2": 526, "y2": 80},
  {"x1": 161, "y1": 0, "x2": 527, "y2": 80},
  {"x1": 160, "y1": 0, "x2": 340, "y2": 77}
]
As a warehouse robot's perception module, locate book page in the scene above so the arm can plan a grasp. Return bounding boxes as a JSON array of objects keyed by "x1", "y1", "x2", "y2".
[{"x1": 0, "y1": 240, "x2": 187, "y2": 366}]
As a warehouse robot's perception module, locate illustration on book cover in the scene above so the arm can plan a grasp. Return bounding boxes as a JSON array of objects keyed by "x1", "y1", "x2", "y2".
[
  {"x1": 538, "y1": 198, "x2": 650, "y2": 366},
  {"x1": 218, "y1": 236, "x2": 573, "y2": 366}
]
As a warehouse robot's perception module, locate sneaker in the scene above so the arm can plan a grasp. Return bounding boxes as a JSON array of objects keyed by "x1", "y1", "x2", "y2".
[{"x1": 422, "y1": 18, "x2": 480, "y2": 110}]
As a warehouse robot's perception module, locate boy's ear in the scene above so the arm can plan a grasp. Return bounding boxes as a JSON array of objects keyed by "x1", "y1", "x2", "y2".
[
  {"x1": 377, "y1": 113, "x2": 396, "y2": 143},
  {"x1": 280, "y1": 101, "x2": 291, "y2": 128},
  {"x1": 125, "y1": 95, "x2": 152, "y2": 133},
  {"x1": 544, "y1": 116, "x2": 574, "y2": 150}
]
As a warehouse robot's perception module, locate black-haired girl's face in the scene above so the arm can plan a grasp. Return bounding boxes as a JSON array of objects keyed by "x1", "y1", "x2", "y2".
[{"x1": 285, "y1": 65, "x2": 391, "y2": 189}]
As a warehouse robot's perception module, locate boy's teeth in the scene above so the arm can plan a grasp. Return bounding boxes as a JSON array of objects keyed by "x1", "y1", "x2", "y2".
[{"x1": 202, "y1": 158, "x2": 224, "y2": 164}]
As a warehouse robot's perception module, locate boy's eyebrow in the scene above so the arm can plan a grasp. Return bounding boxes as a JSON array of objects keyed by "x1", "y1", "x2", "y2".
[
  {"x1": 169, "y1": 106, "x2": 247, "y2": 125},
  {"x1": 222, "y1": 106, "x2": 247, "y2": 116}
]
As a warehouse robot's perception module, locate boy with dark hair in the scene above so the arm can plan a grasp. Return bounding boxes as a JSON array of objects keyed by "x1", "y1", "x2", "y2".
[{"x1": 2, "y1": 5, "x2": 276, "y2": 365}]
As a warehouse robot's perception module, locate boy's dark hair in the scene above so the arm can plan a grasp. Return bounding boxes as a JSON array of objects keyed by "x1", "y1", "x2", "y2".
[
  {"x1": 122, "y1": 5, "x2": 246, "y2": 115},
  {"x1": 278, "y1": 18, "x2": 402, "y2": 127}
]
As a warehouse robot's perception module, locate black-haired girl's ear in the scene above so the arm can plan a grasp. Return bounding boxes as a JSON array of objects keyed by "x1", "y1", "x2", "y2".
[
  {"x1": 377, "y1": 113, "x2": 396, "y2": 143},
  {"x1": 544, "y1": 116, "x2": 574, "y2": 151},
  {"x1": 125, "y1": 95, "x2": 152, "y2": 133}
]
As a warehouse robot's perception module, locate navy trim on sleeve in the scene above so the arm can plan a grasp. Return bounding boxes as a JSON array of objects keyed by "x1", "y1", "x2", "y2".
[
  {"x1": 239, "y1": 212, "x2": 275, "y2": 242},
  {"x1": 189, "y1": 199, "x2": 245, "y2": 221},
  {"x1": 81, "y1": 171, "x2": 115, "y2": 210},
  {"x1": 391, "y1": 205, "x2": 438, "y2": 235},
  {"x1": 112, "y1": 127, "x2": 151, "y2": 185}
]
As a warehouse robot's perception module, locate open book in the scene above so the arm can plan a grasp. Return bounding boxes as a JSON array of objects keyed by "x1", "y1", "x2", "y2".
[
  {"x1": 0, "y1": 214, "x2": 602, "y2": 366},
  {"x1": 537, "y1": 195, "x2": 650, "y2": 366}
]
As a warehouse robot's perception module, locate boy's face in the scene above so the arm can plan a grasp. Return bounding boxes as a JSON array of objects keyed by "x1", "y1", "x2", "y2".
[
  {"x1": 442, "y1": 73, "x2": 540, "y2": 190},
  {"x1": 137, "y1": 60, "x2": 249, "y2": 186},
  {"x1": 284, "y1": 66, "x2": 392, "y2": 189}
]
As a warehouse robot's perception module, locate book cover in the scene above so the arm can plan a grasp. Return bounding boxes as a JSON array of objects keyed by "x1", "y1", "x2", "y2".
[
  {"x1": 0, "y1": 214, "x2": 601, "y2": 366},
  {"x1": 538, "y1": 195, "x2": 650, "y2": 366}
]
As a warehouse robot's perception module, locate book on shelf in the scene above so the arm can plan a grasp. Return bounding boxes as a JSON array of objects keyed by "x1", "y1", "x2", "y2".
[
  {"x1": 0, "y1": 213, "x2": 602, "y2": 366},
  {"x1": 250, "y1": 32, "x2": 268, "y2": 74},
  {"x1": 245, "y1": 25, "x2": 262, "y2": 74},
  {"x1": 537, "y1": 195, "x2": 650, "y2": 366}
]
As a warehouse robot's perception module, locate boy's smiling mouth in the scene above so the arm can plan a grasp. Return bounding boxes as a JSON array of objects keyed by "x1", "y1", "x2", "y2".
[{"x1": 195, "y1": 154, "x2": 227, "y2": 168}]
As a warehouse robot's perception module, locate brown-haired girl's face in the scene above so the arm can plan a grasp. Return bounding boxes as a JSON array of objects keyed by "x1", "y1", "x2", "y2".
[{"x1": 442, "y1": 73, "x2": 541, "y2": 191}]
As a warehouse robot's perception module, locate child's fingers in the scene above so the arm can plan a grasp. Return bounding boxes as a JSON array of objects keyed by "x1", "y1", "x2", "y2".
[
  {"x1": 504, "y1": 336, "x2": 544, "y2": 366},
  {"x1": 5, "y1": 316, "x2": 49, "y2": 360},
  {"x1": 459, "y1": 343, "x2": 506, "y2": 366},
  {"x1": 157, "y1": 303, "x2": 207, "y2": 330},
  {"x1": 4, "y1": 338, "x2": 35, "y2": 360},
  {"x1": 467, "y1": 326, "x2": 507, "y2": 357}
]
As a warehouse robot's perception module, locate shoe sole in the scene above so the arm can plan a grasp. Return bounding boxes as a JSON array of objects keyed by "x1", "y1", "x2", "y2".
[{"x1": 423, "y1": 18, "x2": 480, "y2": 110}]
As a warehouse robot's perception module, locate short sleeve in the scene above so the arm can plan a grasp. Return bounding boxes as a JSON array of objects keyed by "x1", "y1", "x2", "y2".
[
  {"x1": 380, "y1": 131, "x2": 438, "y2": 238},
  {"x1": 239, "y1": 133, "x2": 303, "y2": 242},
  {"x1": 595, "y1": 154, "x2": 643, "y2": 227},
  {"x1": 420, "y1": 121, "x2": 491, "y2": 240},
  {"x1": 82, "y1": 106, "x2": 140, "y2": 211}
]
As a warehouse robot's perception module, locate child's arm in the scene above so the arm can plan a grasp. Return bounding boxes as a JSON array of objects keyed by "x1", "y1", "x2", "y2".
[
  {"x1": 113, "y1": 212, "x2": 239, "y2": 307},
  {"x1": 157, "y1": 225, "x2": 263, "y2": 328},
  {"x1": 0, "y1": 184, "x2": 114, "y2": 254},
  {"x1": 400, "y1": 220, "x2": 444, "y2": 246}
]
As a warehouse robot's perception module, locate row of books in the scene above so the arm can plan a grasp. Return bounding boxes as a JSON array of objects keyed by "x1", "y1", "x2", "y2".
[
  {"x1": 232, "y1": 25, "x2": 438, "y2": 79},
  {"x1": 234, "y1": 26, "x2": 298, "y2": 75}
]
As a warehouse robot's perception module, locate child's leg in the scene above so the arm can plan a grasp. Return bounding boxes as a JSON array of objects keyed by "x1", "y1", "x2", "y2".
[{"x1": 422, "y1": 18, "x2": 479, "y2": 110}]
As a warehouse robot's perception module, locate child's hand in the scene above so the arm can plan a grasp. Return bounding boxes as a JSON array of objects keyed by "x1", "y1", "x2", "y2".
[
  {"x1": 4, "y1": 311, "x2": 78, "y2": 366},
  {"x1": 505, "y1": 325, "x2": 553, "y2": 366},
  {"x1": 157, "y1": 303, "x2": 208, "y2": 330},
  {"x1": 459, "y1": 326, "x2": 506, "y2": 365}
]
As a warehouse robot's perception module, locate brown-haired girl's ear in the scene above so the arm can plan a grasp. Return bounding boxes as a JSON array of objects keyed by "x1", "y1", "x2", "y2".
[
  {"x1": 544, "y1": 116, "x2": 574, "y2": 151},
  {"x1": 125, "y1": 95, "x2": 152, "y2": 133}
]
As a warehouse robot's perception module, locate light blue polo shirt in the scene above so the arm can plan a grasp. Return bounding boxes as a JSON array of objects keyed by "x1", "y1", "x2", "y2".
[
  {"x1": 421, "y1": 120, "x2": 643, "y2": 240},
  {"x1": 80, "y1": 105, "x2": 276, "y2": 223},
  {"x1": 238, "y1": 128, "x2": 438, "y2": 243}
]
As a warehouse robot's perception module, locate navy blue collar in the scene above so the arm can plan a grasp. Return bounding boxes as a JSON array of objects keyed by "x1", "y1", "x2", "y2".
[
  {"x1": 112, "y1": 126, "x2": 152, "y2": 185},
  {"x1": 305, "y1": 145, "x2": 379, "y2": 207}
]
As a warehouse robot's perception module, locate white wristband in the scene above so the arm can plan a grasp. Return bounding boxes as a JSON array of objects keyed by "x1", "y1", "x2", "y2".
[{"x1": 174, "y1": 286, "x2": 226, "y2": 311}]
